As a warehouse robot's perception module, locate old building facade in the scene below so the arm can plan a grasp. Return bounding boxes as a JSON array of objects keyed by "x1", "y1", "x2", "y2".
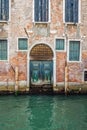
[{"x1": 0, "y1": 0, "x2": 87, "y2": 93}]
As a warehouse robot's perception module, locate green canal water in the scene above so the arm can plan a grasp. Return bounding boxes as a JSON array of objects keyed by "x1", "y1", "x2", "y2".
[{"x1": 0, "y1": 95, "x2": 87, "y2": 130}]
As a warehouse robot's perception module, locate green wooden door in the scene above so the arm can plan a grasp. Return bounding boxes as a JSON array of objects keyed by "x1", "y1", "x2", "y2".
[{"x1": 30, "y1": 61, "x2": 53, "y2": 86}]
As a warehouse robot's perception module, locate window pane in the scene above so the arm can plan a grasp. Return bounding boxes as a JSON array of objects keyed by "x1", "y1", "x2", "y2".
[
  {"x1": 0, "y1": 0, "x2": 9, "y2": 21},
  {"x1": 65, "y1": 0, "x2": 78, "y2": 23},
  {"x1": 69, "y1": 41, "x2": 80, "y2": 61},
  {"x1": 84, "y1": 71, "x2": 87, "y2": 81},
  {"x1": 34, "y1": 0, "x2": 39, "y2": 21},
  {"x1": 34, "y1": 0, "x2": 49, "y2": 22},
  {"x1": 0, "y1": 40, "x2": 7, "y2": 60},
  {"x1": 56, "y1": 39, "x2": 64, "y2": 50},
  {"x1": 18, "y1": 38, "x2": 28, "y2": 50}
]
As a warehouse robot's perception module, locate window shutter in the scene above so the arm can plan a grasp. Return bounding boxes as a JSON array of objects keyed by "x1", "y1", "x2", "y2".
[
  {"x1": 0, "y1": 40, "x2": 7, "y2": 60},
  {"x1": 0, "y1": 0, "x2": 9, "y2": 21},
  {"x1": 70, "y1": 0, "x2": 74, "y2": 22},
  {"x1": 42, "y1": 0, "x2": 45, "y2": 22},
  {"x1": 69, "y1": 41, "x2": 80, "y2": 61},
  {"x1": 2, "y1": 41, "x2": 7, "y2": 60},
  {"x1": 75, "y1": 41, "x2": 80, "y2": 60},
  {"x1": 65, "y1": 0, "x2": 78, "y2": 23},
  {"x1": 65, "y1": 0, "x2": 71, "y2": 22},
  {"x1": 69, "y1": 41, "x2": 73, "y2": 61},
  {"x1": 5, "y1": 0, "x2": 9, "y2": 20},
  {"x1": 18, "y1": 39, "x2": 28, "y2": 50},
  {"x1": 56, "y1": 39, "x2": 64, "y2": 50},
  {"x1": 42, "y1": 0, "x2": 49, "y2": 22},
  {"x1": 35, "y1": 0, "x2": 42, "y2": 22},
  {"x1": 34, "y1": 0, "x2": 39, "y2": 21},
  {"x1": 34, "y1": 0, "x2": 49, "y2": 22},
  {"x1": 73, "y1": 0, "x2": 78, "y2": 23},
  {"x1": 46, "y1": 0, "x2": 49, "y2": 22},
  {"x1": 39, "y1": 0, "x2": 42, "y2": 21}
]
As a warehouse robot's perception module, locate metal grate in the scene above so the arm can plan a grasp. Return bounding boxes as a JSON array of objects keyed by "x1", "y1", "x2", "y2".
[{"x1": 30, "y1": 44, "x2": 53, "y2": 60}]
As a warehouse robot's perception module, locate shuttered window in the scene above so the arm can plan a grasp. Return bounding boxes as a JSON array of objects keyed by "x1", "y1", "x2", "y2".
[
  {"x1": 0, "y1": 40, "x2": 7, "y2": 60},
  {"x1": 34, "y1": 0, "x2": 49, "y2": 22},
  {"x1": 56, "y1": 39, "x2": 64, "y2": 50},
  {"x1": 0, "y1": 0, "x2": 9, "y2": 21},
  {"x1": 69, "y1": 41, "x2": 80, "y2": 61},
  {"x1": 18, "y1": 38, "x2": 28, "y2": 50},
  {"x1": 84, "y1": 71, "x2": 87, "y2": 81},
  {"x1": 65, "y1": 0, "x2": 78, "y2": 23}
]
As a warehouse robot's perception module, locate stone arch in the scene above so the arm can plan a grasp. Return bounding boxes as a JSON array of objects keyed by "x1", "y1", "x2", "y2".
[{"x1": 30, "y1": 43, "x2": 54, "y2": 60}]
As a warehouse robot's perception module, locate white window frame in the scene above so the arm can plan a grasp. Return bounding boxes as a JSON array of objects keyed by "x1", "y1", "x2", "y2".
[
  {"x1": 17, "y1": 37, "x2": 28, "y2": 52},
  {"x1": 0, "y1": 0, "x2": 11, "y2": 23},
  {"x1": 68, "y1": 39, "x2": 81, "y2": 62},
  {"x1": 55, "y1": 37, "x2": 66, "y2": 52},
  {"x1": 63, "y1": 0, "x2": 81, "y2": 24},
  {"x1": 0, "y1": 38, "x2": 9, "y2": 61},
  {"x1": 33, "y1": 0, "x2": 51, "y2": 23}
]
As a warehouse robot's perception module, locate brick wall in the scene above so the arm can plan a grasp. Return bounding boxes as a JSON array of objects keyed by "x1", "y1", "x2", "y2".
[{"x1": 0, "y1": 0, "x2": 87, "y2": 89}]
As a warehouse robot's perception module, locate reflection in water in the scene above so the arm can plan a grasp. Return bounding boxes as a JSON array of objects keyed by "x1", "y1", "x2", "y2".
[{"x1": 0, "y1": 95, "x2": 87, "y2": 130}]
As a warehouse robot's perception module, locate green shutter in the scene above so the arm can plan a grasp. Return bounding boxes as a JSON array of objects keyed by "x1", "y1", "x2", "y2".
[
  {"x1": 56, "y1": 39, "x2": 64, "y2": 50},
  {"x1": 0, "y1": 0, "x2": 9, "y2": 21},
  {"x1": 34, "y1": 0, "x2": 49, "y2": 22},
  {"x1": 0, "y1": 40, "x2": 7, "y2": 60},
  {"x1": 18, "y1": 38, "x2": 28, "y2": 50},
  {"x1": 69, "y1": 41, "x2": 80, "y2": 61},
  {"x1": 65, "y1": 0, "x2": 78, "y2": 23}
]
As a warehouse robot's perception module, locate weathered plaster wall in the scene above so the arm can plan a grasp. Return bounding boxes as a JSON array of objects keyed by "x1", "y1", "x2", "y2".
[{"x1": 0, "y1": 0, "x2": 87, "y2": 92}]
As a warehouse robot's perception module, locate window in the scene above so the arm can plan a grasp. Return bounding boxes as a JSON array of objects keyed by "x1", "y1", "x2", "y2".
[
  {"x1": 0, "y1": 40, "x2": 8, "y2": 60},
  {"x1": 65, "y1": 0, "x2": 79, "y2": 23},
  {"x1": 34, "y1": 0, "x2": 49, "y2": 22},
  {"x1": 69, "y1": 41, "x2": 80, "y2": 61},
  {"x1": 18, "y1": 38, "x2": 28, "y2": 50},
  {"x1": 0, "y1": 0, "x2": 9, "y2": 21},
  {"x1": 84, "y1": 71, "x2": 87, "y2": 81},
  {"x1": 56, "y1": 39, "x2": 65, "y2": 50}
]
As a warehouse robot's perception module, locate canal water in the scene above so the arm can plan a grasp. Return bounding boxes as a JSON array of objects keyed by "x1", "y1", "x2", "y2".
[{"x1": 0, "y1": 95, "x2": 87, "y2": 130}]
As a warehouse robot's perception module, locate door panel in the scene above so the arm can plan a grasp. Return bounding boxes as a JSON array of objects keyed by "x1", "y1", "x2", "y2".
[{"x1": 30, "y1": 61, "x2": 53, "y2": 86}]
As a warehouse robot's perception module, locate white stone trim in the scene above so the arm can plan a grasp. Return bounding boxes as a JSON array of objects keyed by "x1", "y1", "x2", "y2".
[
  {"x1": 49, "y1": 0, "x2": 51, "y2": 22},
  {"x1": 67, "y1": 39, "x2": 82, "y2": 62},
  {"x1": 32, "y1": 0, "x2": 34, "y2": 22},
  {"x1": 9, "y1": 0, "x2": 11, "y2": 22},
  {"x1": 33, "y1": 0, "x2": 51, "y2": 23},
  {"x1": 54, "y1": 37, "x2": 66, "y2": 52},
  {"x1": 27, "y1": 42, "x2": 56, "y2": 87},
  {"x1": 0, "y1": 81, "x2": 15, "y2": 86},
  {"x1": 56, "y1": 82, "x2": 65, "y2": 86},
  {"x1": 63, "y1": 0, "x2": 81, "y2": 24},
  {"x1": 79, "y1": 0, "x2": 81, "y2": 23},
  {"x1": 17, "y1": 37, "x2": 29, "y2": 52},
  {"x1": 0, "y1": 38, "x2": 9, "y2": 61},
  {"x1": 63, "y1": 0, "x2": 65, "y2": 23}
]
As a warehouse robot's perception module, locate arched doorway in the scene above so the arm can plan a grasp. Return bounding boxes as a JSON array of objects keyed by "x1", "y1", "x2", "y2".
[{"x1": 30, "y1": 44, "x2": 53, "y2": 88}]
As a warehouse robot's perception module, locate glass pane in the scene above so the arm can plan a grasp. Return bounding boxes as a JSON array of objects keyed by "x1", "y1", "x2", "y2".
[
  {"x1": 18, "y1": 38, "x2": 28, "y2": 50},
  {"x1": 56, "y1": 39, "x2": 64, "y2": 50},
  {"x1": 69, "y1": 41, "x2": 80, "y2": 61},
  {"x1": 0, "y1": 0, "x2": 9, "y2": 20},
  {"x1": 65, "y1": 0, "x2": 78, "y2": 23},
  {"x1": 0, "y1": 40, "x2": 7, "y2": 60},
  {"x1": 34, "y1": 0, "x2": 49, "y2": 22}
]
